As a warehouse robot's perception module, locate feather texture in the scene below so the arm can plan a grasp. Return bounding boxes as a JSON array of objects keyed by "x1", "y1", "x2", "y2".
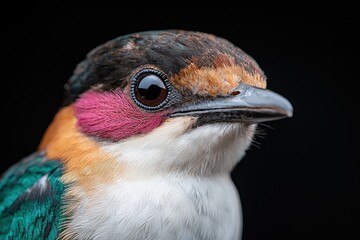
[{"x1": 0, "y1": 152, "x2": 65, "y2": 239}]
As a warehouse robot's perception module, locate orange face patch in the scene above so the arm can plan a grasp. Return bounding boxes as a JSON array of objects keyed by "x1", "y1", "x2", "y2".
[
  {"x1": 39, "y1": 106, "x2": 123, "y2": 192},
  {"x1": 170, "y1": 60, "x2": 267, "y2": 96}
]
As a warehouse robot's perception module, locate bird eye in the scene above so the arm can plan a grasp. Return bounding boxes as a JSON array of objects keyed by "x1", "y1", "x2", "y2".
[
  {"x1": 135, "y1": 74, "x2": 167, "y2": 106},
  {"x1": 131, "y1": 68, "x2": 170, "y2": 110}
]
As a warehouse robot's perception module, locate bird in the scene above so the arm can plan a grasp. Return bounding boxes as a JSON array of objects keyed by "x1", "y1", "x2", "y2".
[{"x1": 0, "y1": 30, "x2": 293, "y2": 240}]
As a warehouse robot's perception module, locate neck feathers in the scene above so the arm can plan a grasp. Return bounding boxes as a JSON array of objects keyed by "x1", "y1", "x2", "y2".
[{"x1": 39, "y1": 106, "x2": 122, "y2": 191}]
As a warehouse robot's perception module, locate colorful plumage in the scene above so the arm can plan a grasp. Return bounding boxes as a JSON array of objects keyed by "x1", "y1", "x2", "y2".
[{"x1": 0, "y1": 30, "x2": 292, "y2": 239}]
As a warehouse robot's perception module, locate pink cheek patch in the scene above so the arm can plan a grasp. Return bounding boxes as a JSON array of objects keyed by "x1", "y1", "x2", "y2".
[{"x1": 74, "y1": 89, "x2": 168, "y2": 141}]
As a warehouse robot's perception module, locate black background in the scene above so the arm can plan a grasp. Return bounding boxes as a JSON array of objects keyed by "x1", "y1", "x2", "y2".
[{"x1": 3, "y1": 4, "x2": 359, "y2": 240}]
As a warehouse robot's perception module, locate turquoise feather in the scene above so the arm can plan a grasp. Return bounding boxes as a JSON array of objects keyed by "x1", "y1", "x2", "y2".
[{"x1": 0, "y1": 152, "x2": 65, "y2": 240}]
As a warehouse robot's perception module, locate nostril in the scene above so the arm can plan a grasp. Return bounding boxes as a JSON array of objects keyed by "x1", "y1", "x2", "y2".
[{"x1": 230, "y1": 90, "x2": 240, "y2": 96}]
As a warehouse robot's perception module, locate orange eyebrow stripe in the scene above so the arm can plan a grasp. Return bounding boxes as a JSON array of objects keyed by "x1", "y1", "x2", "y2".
[{"x1": 170, "y1": 63, "x2": 267, "y2": 96}]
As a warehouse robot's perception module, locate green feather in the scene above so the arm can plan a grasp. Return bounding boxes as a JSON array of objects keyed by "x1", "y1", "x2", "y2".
[{"x1": 0, "y1": 152, "x2": 65, "y2": 240}]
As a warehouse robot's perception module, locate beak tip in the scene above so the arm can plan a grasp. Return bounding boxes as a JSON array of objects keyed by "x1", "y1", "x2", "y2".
[
  {"x1": 279, "y1": 97, "x2": 293, "y2": 118},
  {"x1": 286, "y1": 111, "x2": 293, "y2": 118}
]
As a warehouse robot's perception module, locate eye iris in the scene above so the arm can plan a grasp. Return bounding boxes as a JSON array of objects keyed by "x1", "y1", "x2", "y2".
[{"x1": 135, "y1": 74, "x2": 168, "y2": 107}]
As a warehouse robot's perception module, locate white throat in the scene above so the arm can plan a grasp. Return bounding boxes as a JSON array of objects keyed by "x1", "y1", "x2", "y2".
[
  {"x1": 101, "y1": 117, "x2": 256, "y2": 176},
  {"x1": 63, "y1": 117, "x2": 256, "y2": 239}
]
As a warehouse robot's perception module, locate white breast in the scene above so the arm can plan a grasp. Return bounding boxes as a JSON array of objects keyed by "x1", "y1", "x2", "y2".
[
  {"x1": 64, "y1": 120, "x2": 254, "y2": 239},
  {"x1": 67, "y1": 174, "x2": 241, "y2": 240}
]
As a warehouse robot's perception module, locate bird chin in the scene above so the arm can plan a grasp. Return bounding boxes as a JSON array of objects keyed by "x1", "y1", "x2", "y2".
[
  {"x1": 100, "y1": 118, "x2": 256, "y2": 176},
  {"x1": 193, "y1": 121, "x2": 255, "y2": 132},
  {"x1": 169, "y1": 121, "x2": 257, "y2": 174}
]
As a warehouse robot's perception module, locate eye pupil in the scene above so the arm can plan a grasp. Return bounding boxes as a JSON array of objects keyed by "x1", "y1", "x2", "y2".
[
  {"x1": 135, "y1": 73, "x2": 168, "y2": 108},
  {"x1": 138, "y1": 75, "x2": 166, "y2": 100}
]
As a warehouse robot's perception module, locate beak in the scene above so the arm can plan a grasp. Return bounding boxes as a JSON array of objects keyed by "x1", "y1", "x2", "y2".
[{"x1": 170, "y1": 83, "x2": 293, "y2": 124}]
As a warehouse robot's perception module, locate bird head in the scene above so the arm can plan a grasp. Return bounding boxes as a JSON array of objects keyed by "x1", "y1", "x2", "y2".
[{"x1": 40, "y1": 30, "x2": 292, "y2": 183}]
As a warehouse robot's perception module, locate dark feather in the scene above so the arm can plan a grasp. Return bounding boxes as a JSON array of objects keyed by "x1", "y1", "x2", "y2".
[{"x1": 63, "y1": 30, "x2": 264, "y2": 105}]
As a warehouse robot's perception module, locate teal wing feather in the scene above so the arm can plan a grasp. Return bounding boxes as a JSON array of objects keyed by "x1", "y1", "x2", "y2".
[{"x1": 0, "y1": 152, "x2": 65, "y2": 240}]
